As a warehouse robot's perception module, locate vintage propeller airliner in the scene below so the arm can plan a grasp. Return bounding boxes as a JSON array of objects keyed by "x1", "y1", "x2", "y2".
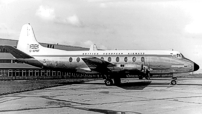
[{"x1": 3, "y1": 24, "x2": 199, "y2": 86}]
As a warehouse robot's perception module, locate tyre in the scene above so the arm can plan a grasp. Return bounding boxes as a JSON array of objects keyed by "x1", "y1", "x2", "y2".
[
  {"x1": 171, "y1": 80, "x2": 177, "y2": 85},
  {"x1": 105, "y1": 79, "x2": 113, "y2": 86}
]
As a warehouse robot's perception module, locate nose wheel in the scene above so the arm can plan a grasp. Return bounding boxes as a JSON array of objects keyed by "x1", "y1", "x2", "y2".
[
  {"x1": 170, "y1": 77, "x2": 177, "y2": 85},
  {"x1": 171, "y1": 80, "x2": 177, "y2": 85}
]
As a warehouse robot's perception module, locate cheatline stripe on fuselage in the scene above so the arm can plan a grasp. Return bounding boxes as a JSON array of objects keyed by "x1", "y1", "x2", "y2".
[{"x1": 32, "y1": 54, "x2": 173, "y2": 57}]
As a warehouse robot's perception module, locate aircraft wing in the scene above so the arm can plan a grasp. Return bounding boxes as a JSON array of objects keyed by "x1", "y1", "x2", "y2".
[
  {"x1": 82, "y1": 57, "x2": 115, "y2": 73},
  {"x1": 0, "y1": 45, "x2": 33, "y2": 59}
]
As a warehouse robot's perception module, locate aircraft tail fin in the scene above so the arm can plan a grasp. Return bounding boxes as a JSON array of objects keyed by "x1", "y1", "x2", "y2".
[
  {"x1": 89, "y1": 44, "x2": 98, "y2": 51},
  {"x1": 17, "y1": 24, "x2": 42, "y2": 54}
]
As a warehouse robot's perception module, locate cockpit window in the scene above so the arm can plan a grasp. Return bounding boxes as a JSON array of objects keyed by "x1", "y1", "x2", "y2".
[
  {"x1": 172, "y1": 52, "x2": 185, "y2": 59},
  {"x1": 175, "y1": 53, "x2": 184, "y2": 59},
  {"x1": 180, "y1": 53, "x2": 184, "y2": 58}
]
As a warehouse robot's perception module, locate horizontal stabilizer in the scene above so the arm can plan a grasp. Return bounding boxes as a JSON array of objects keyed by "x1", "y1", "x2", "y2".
[{"x1": 0, "y1": 46, "x2": 33, "y2": 59}]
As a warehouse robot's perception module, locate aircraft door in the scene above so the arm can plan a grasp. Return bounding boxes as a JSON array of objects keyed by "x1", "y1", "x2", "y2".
[{"x1": 141, "y1": 56, "x2": 149, "y2": 70}]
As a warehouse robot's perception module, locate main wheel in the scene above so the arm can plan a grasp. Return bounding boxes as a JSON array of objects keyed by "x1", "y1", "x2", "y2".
[
  {"x1": 145, "y1": 72, "x2": 151, "y2": 80},
  {"x1": 105, "y1": 79, "x2": 113, "y2": 86},
  {"x1": 171, "y1": 80, "x2": 177, "y2": 85}
]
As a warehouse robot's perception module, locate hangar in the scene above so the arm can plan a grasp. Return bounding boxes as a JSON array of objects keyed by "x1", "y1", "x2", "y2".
[{"x1": 0, "y1": 38, "x2": 99, "y2": 80}]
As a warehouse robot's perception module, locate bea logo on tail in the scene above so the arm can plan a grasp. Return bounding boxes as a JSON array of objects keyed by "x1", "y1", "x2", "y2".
[{"x1": 29, "y1": 44, "x2": 39, "y2": 52}]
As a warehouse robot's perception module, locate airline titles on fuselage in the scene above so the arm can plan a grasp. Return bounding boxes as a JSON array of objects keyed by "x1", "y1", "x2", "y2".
[{"x1": 83, "y1": 52, "x2": 145, "y2": 55}]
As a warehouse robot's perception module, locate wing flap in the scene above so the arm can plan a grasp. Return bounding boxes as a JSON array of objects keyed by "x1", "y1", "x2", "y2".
[{"x1": 82, "y1": 57, "x2": 115, "y2": 73}]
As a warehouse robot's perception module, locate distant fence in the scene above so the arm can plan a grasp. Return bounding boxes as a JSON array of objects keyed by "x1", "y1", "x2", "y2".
[
  {"x1": 0, "y1": 69, "x2": 176, "y2": 80},
  {"x1": 0, "y1": 69, "x2": 103, "y2": 80}
]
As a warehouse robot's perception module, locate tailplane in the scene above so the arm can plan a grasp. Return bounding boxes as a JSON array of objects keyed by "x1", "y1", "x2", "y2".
[{"x1": 17, "y1": 24, "x2": 42, "y2": 54}]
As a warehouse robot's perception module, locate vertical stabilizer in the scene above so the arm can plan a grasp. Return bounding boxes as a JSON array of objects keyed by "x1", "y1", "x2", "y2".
[
  {"x1": 89, "y1": 44, "x2": 98, "y2": 51},
  {"x1": 17, "y1": 24, "x2": 41, "y2": 54}
]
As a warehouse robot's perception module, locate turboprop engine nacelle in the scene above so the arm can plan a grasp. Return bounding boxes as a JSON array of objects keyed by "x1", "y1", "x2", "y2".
[{"x1": 113, "y1": 64, "x2": 143, "y2": 71}]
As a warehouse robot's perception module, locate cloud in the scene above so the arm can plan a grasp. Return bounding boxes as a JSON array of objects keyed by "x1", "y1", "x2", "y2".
[
  {"x1": 181, "y1": 1, "x2": 202, "y2": 34},
  {"x1": 62, "y1": 40, "x2": 93, "y2": 48},
  {"x1": 64, "y1": 40, "x2": 107, "y2": 49},
  {"x1": 99, "y1": 45, "x2": 108, "y2": 50},
  {"x1": 36, "y1": 6, "x2": 82, "y2": 27},
  {"x1": 0, "y1": 0, "x2": 15, "y2": 5},
  {"x1": 100, "y1": 3, "x2": 107, "y2": 8},
  {"x1": 36, "y1": 5, "x2": 56, "y2": 20},
  {"x1": 66, "y1": 15, "x2": 81, "y2": 26},
  {"x1": 58, "y1": 15, "x2": 82, "y2": 27},
  {"x1": 185, "y1": 21, "x2": 202, "y2": 34},
  {"x1": 83, "y1": 40, "x2": 94, "y2": 46},
  {"x1": 194, "y1": 45, "x2": 202, "y2": 56},
  {"x1": 0, "y1": 23, "x2": 18, "y2": 38}
]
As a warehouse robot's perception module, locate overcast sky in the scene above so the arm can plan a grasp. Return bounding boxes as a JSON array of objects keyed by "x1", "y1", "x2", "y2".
[{"x1": 0, "y1": 0, "x2": 202, "y2": 71}]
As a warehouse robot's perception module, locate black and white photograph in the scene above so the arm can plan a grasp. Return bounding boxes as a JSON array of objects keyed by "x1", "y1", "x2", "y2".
[{"x1": 0, "y1": 0, "x2": 201, "y2": 114}]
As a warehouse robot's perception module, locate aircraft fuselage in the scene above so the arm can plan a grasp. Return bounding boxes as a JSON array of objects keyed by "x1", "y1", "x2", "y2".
[{"x1": 27, "y1": 50, "x2": 196, "y2": 75}]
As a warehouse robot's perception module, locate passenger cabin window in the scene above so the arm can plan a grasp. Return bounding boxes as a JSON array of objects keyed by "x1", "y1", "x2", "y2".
[
  {"x1": 141, "y1": 57, "x2": 145, "y2": 62},
  {"x1": 132, "y1": 57, "x2": 136, "y2": 62},
  {"x1": 124, "y1": 57, "x2": 128, "y2": 62},
  {"x1": 116, "y1": 57, "x2": 119, "y2": 62},
  {"x1": 76, "y1": 57, "x2": 80, "y2": 62},
  {"x1": 69, "y1": 57, "x2": 73, "y2": 62},
  {"x1": 108, "y1": 57, "x2": 111, "y2": 62}
]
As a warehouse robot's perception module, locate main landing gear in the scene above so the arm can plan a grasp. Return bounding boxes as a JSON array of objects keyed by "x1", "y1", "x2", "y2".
[
  {"x1": 104, "y1": 78, "x2": 121, "y2": 86},
  {"x1": 104, "y1": 74, "x2": 121, "y2": 86},
  {"x1": 104, "y1": 79, "x2": 113, "y2": 86},
  {"x1": 171, "y1": 77, "x2": 177, "y2": 85},
  {"x1": 138, "y1": 70, "x2": 151, "y2": 80},
  {"x1": 145, "y1": 72, "x2": 151, "y2": 80}
]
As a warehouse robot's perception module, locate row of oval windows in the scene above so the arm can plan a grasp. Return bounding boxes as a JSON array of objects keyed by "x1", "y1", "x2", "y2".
[{"x1": 68, "y1": 57, "x2": 145, "y2": 63}]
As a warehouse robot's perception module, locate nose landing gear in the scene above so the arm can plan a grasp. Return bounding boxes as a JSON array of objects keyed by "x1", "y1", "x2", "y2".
[
  {"x1": 171, "y1": 80, "x2": 177, "y2": 85},
  {"x1": 171, "y1": 77, "x2": 177, "y2": 85},
  {"x1": 104, "y1": 74, "x2": 121, "y2": 86}
]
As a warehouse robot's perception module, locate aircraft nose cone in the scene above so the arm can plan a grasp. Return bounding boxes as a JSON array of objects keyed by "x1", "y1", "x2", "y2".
[{"x1": 194, "y1": 63, "x2": 199, "y2": 71}]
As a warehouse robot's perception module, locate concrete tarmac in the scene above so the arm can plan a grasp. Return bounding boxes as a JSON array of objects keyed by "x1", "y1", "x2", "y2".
[{"x1": 0, "y1": 78, "x2": 202, "y2": 114}]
